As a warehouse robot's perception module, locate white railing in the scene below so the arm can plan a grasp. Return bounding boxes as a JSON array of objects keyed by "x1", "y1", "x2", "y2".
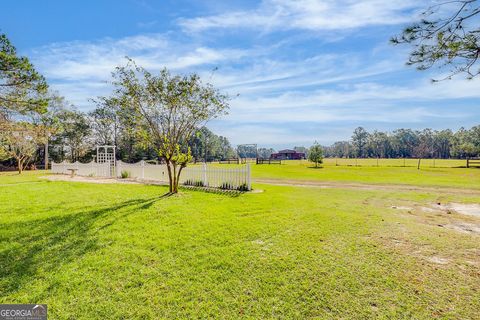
[
  {"x1": 181, "y1": 164, "x2": 251, "y2": 190},
  {"x1": 51, "y1": 161, "x2": 111, "y2": 177},
  {"x1": 117, "y1": 161, "x2": 251, "y2": 190},
  {"x1": 51, "y1": 160, "x2": 251, "y2": 190}
]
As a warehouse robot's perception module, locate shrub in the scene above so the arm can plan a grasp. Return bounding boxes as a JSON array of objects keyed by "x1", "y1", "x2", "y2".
[
  {"x1": 220, "y1": 182, "x2": 236, "y2": 190},
  {"x1": 308, "y1": 142, "x2": 324, "y2": 168},
  {"x1": 120, "y1": 170, "x2": 131, "y2": 179},
  {"x1": 184, "y1": 179, "x2": 204, "y2": 187},
  {"x1": 237, "y1": 183, "x2": 249, "y2": 191}
]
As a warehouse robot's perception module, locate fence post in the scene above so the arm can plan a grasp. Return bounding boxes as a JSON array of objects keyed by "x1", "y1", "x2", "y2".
[
  {"x1": 116, "y1": 161, "x2": 121, "y2": 178},
  {"x1": 141, "y1": 160, "x2": 145, "y2": 179},
  {"x1": 203, "y1": 163, "x2": 208, "y2": 186},
  {"x1": 246, "y1": 163, "x2": 251, "y2": 190}
]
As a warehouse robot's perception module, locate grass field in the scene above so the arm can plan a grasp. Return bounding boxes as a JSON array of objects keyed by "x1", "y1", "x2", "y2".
[
  {"x1": 1, "y1": 164, "x2": 479, "y2": 319},
  {"x1": 251, "y1": 160, "x2": 480, "y2": 190}
]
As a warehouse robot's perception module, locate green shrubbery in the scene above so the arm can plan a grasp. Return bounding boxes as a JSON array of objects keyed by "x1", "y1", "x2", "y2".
[
  {"x1": 120, "y1": 170, "x2": 131, "y2": 179},
  {"x1": 183, "y1": 179, "x2": 204, "y2": 187},
  {"x1": 220, "y1": 182, "x2": 249, "y2": 191}
]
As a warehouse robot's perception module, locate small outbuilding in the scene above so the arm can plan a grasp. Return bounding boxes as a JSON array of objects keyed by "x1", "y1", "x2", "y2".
[{"x1": 270, "y1": 149, "x2": 306, "y2": 160}]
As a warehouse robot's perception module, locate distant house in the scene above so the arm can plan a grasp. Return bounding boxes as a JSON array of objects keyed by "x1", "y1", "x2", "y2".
[{"x1": 270, "y1": 149, "x2": 306, "y2": 160}]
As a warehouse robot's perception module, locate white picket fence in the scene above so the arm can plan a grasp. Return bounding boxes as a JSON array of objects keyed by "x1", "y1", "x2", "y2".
[
  {"x1": 51, "y1": 161, "x2": 111, "y2": 177},
  {"x1": 51, "y1": 160, "x2": 251, "y2": 190},
  {"x1": 117, "y1": 161, "x2": 251, "y2": 190}
]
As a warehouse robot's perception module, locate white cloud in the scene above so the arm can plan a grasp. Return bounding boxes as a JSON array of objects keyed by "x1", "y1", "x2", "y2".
[
  {"x1": 31, "y1": 34, "x2": 249, "y2": 82},
  {"x1": 179, "y1": 0, "x2": 423, "y2": 32},
  {"x1": 29, "y1": 34, "x2": 252, "y2": 108}
]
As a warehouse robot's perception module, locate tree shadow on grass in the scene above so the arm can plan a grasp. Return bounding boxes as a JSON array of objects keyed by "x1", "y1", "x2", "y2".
[{"x1": 0, "y1": 195, "x2": 165, "y2": 298}]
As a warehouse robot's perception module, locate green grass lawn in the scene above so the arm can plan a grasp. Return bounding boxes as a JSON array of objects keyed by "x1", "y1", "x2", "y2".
[
  {"x1": 1, "y1": 170, "x2": 479, "y2": 319},
  {"x1": 251, "y1": 160, "x2": 480, "y2": 189}
]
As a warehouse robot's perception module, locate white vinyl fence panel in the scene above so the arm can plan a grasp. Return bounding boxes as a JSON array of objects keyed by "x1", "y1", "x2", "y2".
[
  {"x1": 117, "y1": 160, "x2": 169, "y2": 182},
  {"x1": 180, "y1": 165, "x2": 251, "y2": 190},
  {"x1": 117, "y1": 161, "x2": 251, "y2": 190},
  {"x1": 51, "y1": 161, "x2": 111, "y2": 177},
  {"x1": 51, "y1": 160, "x2": 251, "y2": 190}
]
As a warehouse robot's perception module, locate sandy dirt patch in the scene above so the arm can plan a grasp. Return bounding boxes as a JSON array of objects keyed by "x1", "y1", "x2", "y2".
[
  {"x1": 443, "y1": 222, "x2": 480, "y2": 234},
  {"x1": 389, "y1": 202, "x2": 480, "y2": 235},
  {"x1": 438, "y1": 203, "x2": 480, "y2": 217}
]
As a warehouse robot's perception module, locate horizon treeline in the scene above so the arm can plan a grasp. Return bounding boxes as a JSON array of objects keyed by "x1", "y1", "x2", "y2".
[{"x1": 322, "y1": 126, "x2": 480, "y2": 159}]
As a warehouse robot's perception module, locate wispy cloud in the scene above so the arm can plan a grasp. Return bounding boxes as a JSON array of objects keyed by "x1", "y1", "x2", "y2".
[
  {"x1": 179, "y1": 0, "x2": 422, "y2": 33},
  {"x1": 31, "y1": 34, "x2": 248, "y2": 82},
  {"x1": 137, "y1": 20, "x2": 158, "y2": 29},
  {"x1": 29, "y1": 33, "x2": 252, "y2": 109}
]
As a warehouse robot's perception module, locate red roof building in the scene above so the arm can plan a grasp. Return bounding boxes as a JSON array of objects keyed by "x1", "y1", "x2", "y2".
[{"x1": 270, "y1": 149, "x2": 306, "y2": 160}]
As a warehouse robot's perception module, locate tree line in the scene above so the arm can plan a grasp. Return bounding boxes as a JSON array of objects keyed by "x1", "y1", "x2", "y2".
[
  {"x1": 322, "y1": 126, "x2": 480, "y2": 159},
  {"x1": 2, "y1": 93, "x2": 237, "y2": 168}
]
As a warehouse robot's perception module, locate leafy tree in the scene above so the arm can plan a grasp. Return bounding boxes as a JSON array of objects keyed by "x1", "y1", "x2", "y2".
[
  {"x1": 391, "y1": 129, "x2": 418, "y2": 158},
  {"x1": 0, "y1": 121, "x2": 45, "y2": 173},
  {"x1": 392, "y1": 0, "x2": 480, "y2": 80},
  {"x1": 433, "y1": 129, "x2": 453, "y2": 158},
  {"x1": 0, "y1": 32, "x2": 50, "y2": 172},
  {"x1": 106, "y1": 60, "x2": 229, "y2": 193},
  {"x1": 35, "y1": 93, "x2": 68, "y2": 169},
  {"x1": 89, "y1": 104, "x2": 118, "y2": 146},
  {"x1": 53, "y1": 109, "x2": 92, "y2": 162},
  {"x1": 367, "y1": 131, "x2": 390, "y2": 158},
  {"x1": 352, "y1": 127, "x2": 369, "y2": 157},
  {"x1": 327, "y1": 141, "x2": 353, "y2": 158},
  {"x1": 217, "y1": 136, "x2": 235, "y2": 160},
  {"x1": 413, "y1": 128, "x2": 435, "y2": 158},
  {"x1": 294, "y1": 146, "x2": 308, "y2": 157},
  {"x1": 237, "y1": 145, "x2": 258, "y2": 158},
  {"x1": 0, "y1": 33, "x2": 48, "y2": 117},
  {"x1": 188, "y1": 127, "x2": 234, "y2": 161},
  {"x1": 308, "y1": 142, "x2": 324, "y2": 167},
  {"x1": 257, "y1": 147, "x2": 276, "y2": 159}
]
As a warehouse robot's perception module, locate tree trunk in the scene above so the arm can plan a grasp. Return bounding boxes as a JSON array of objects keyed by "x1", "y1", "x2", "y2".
[
  {"x1": 172, "y1": 164, "x2": 178, "y2": 193},
  {"x1": 166, "y1": 161, "x2": 174, "y2": 193},
  {"x1": 17, "y1": 158, "x2": 23, "y2": 174},
  {"x1": 175, "y1": 166, "x2": 185, "y2": 193}
]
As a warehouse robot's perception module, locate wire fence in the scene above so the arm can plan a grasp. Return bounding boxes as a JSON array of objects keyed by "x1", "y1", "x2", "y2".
[{"x1": 321, "y1": 158, "x2": 467, "y2": 168}]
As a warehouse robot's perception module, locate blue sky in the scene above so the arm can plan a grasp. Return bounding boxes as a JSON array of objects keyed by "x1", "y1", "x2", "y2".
[{"x1": 2, "y1": 0, "x2": 479, "y2": 148}]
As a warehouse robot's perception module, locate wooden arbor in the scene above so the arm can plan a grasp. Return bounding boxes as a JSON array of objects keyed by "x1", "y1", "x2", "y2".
[{"x1": 96, "y1": 145, "x2": 116, "y2": 176}]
